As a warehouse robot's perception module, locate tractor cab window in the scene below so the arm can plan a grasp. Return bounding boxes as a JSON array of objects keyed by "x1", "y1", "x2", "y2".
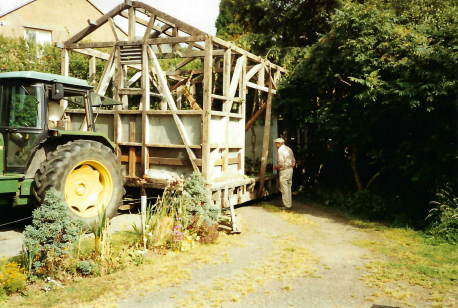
[
  {"x1": 0, "y1": 85, "x2": 43, "y2": 128},
  {"x1": 0, "y1": 84, "x2": 44, "y2": 169}
]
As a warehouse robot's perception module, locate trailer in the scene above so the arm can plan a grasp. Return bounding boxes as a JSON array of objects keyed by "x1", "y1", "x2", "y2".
[{"x1": 59, "y1": 1, "x2": 286, "y2": 209}]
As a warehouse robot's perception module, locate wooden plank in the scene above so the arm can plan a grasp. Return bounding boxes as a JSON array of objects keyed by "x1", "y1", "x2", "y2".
[
  {"x1": 108, "y1": 17, "x2": 120, "y2": 41},
  {"x1": 245, "y1": 102, "x2": 267, "y2": 132},
  {"x1": 143, "y1": 14, "x2": 156, "y2": 40},
  {"x1": 145, "y1": 143, "x2": 201, "y2": 149},
  {"x1": 246, "y1": 64, "x2": 262, "y2": 82},
  {"x1": 239, "y1": 54, "x2": 247, "y2": 175},
  {"x1": 147, "y1": 45, "x2": 200, "y2": 172},
  {"x1": 118, "y1": 88, "x2": 143, "y2": 95},
  {"x1": 127, "y1": 71, "x2": 142, "y2": 87},
  {"x1": 133, "y1": 2, "x2": 206, "y2": 36},
  {"x1": 257, "y1": 70, "x2": 274, "y2": 197},
  {"x1": 61, "y1": 49, "x2": 69, "y2": 76},
  {"x1": 201, "y1": 36, "x2": 213, "y2": 181},
  {"x1": 172, "y1": 27, "x2": 179, "y2": 52},
  {"x1": 129, "y1": 147, "x2": 136, "y2": 176},
  {"x1": 95, "y1": 49, "x2": 116, "y2": 95},
  {"x1": 128, "y1": 7, "x2": 136, "y2": 40},
  {"x1": 113, "y1": 48, "x2": 122, "y2": 149},
  {"x1": 70, "y1": 48, "x2": 110, "y2": 60},
  {"x1": 181, "y1": 87, "x2": 202, "y2": 110},
  {"x1": 129, "y1": 115, "x2": 136, "y2": 142},
  {"x1": 149, "y1": 157, "x2": 202, "y2": 167},
  {"x1": 171, "y1": 58, "x2": 195, "y2": 72},
  {"x1": 141, "y1": 43, "x2": 150, "y2": 178},
  {"x1": 147, "y1": 110, "x2": 202, "y2": 115},
  {"x1": 211, "y1": 36, "x2": 287, "y2": 73},
  {"x1": 89, "y1": 57, "x2": 96, "y2": 86},
  {"x1": 66, "y1": 3, "x2": 128, "y2": 43},
  {"x1": 247, "y1": 82, "x2": 277, "y2": 94},
  {"x1": 221, "y1": 48, "x2": 231, "y2": 179}
]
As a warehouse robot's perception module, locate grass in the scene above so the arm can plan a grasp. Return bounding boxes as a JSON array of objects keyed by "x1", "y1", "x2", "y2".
[
  {"x1": 176, "y1": 235, "x2": 319, "y2": 308},
  {"x1": 4, "y1": 231, "x2": 245, "y2": 308},
  {"x1": 260, "y1": 203, "x2": 319, "y2": 228},
  {"x1": 352, "y1": 225, "x2": 458, "y2": 307}
]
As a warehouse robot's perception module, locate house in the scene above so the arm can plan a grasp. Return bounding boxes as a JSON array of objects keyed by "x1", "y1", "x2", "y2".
[{"x1": 0, "y1": 0, "x2": 127, "y2": 44}]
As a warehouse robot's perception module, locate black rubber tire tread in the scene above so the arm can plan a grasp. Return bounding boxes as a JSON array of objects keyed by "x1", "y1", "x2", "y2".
[{"x1": 33, "y1": 140, "x2": 125, "y2": 224}]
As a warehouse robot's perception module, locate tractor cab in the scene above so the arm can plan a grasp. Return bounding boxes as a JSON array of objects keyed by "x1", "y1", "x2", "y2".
[
  {"x1": 0, "y1": 72, "x2": 124, "y2": 222},
  {"x1": 0, "y1": 72, "x2": 94, "y2": 172}
]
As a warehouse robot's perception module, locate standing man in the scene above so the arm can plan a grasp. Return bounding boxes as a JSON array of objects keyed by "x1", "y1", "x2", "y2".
[{"x1": 273, "y1": 138, "x2": 296, "y2": 209}]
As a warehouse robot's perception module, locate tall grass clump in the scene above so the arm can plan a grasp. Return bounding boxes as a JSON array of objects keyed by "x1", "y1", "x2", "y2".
[
  {"x1": 426, "y1": 187, "x2": 458, "y2": 244},
  {"x1": 134, "y1": 172, "x2": 221, "y2": 251}
]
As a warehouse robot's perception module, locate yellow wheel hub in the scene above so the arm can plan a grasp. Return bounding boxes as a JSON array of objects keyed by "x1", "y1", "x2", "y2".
[{"x1": 65, "y1": 160, "x2": 113, "y2": 218}]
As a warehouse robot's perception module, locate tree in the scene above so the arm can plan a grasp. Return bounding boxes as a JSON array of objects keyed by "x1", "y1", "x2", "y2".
[
  {"x1": 276, "y1": 0, "x2": 458, "y2": 213},
  {"x1": 215, "y1": 0, "x2": 340, "y2": 66}
]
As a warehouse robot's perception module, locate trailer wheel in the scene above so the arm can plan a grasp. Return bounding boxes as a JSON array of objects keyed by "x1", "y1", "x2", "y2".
[{"x1": 33, "y1": 140, "x2": 125, "y2": 224}]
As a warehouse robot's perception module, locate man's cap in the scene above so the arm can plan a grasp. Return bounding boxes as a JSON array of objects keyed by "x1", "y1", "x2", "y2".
[{"x1": 274, "y1": 138, "x2": 285, "y2": 143}]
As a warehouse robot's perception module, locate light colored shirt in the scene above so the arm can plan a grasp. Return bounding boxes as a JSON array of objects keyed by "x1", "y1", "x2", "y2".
[{"x1": 277, "y1": 144, "x2": 296, "y2": 171}]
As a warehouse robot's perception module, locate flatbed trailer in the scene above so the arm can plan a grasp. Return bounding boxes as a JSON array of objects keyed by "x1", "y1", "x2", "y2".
[{"x1": 59, "y1": 1, "x2": 286, "y2": 209}]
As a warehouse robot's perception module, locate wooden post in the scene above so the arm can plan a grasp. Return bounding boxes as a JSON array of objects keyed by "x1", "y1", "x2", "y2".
[
  {"x1": 238, "y1": 54, "x2": 247, "y2": 175},
  {"x1": 89, "y1": 56, "x2": 96, "y2": 86},
  {"x1": 222, "y1": 48, "x2": 231, "y2": 179},
  {"x1": 61, "y1": 48, "x2": 69, "y2": 111},
  {"x1": 114, "y1": 46, "x2": 122, "y2": 152},
  {"x1": 128, "y1": 7, "x2": 136, "y2": 40},
  {"x1": 258, "y1": 68, "x2": 273, "y2": 197},
  {"x1": 61, "y1": 49, "x2": 69, "y2": 76},
  {"x1": 141, "y1": 43, "x2": 151, "y2": 177},
  {"x1": 202, "y1": 35, "x2": 213, "y2": 181}
]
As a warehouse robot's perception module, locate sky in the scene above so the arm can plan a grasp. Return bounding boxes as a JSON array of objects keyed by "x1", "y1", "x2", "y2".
[{"x1": 0, "y1": 0, "x2": 221, "y2": 35}]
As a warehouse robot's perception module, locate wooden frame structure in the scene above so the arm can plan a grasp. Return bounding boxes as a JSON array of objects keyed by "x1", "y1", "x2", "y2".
[{"x1": 59, "y1": 1, "x2": 286, "y2": 207}]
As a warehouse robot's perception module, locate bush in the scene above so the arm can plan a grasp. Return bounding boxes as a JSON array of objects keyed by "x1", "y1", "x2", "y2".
[
  {"x1": 348, "y1": 190, "x2": 390, "y2": 220},
  {"x1": 426, "y1": 187, "x2": 458, "y2": 244},
  {"x1": 77, "y1": 261, "x2": 98, "y2": 276},
  {"x1": 183, "y1": 172, "x2": 220, "y2": 226},
  {"x1": 0, "y1": 260, "x2": 26, "y2": 296},
  {"x1": 23, "y1": 188, "x2": 83, "y2": 273}
]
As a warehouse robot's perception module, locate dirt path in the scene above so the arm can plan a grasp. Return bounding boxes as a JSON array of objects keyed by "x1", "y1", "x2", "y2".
[{"x1": 115, "y1": 197, "x2": 405, "y2": 308}]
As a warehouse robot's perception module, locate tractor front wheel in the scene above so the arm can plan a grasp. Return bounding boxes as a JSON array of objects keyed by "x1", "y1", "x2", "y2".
[{"x1": 33, "y1": 140, "x2": 125, "y2": 224}]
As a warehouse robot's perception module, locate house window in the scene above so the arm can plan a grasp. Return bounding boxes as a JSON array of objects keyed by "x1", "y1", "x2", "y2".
[{"x1": 24, "y1": 27, "x2": 52, "y2": 45}]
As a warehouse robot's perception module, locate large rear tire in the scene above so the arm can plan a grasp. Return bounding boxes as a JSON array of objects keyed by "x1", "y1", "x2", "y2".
[{"x1": 33, "y1": 140, "x2": 125, "y2": 224}]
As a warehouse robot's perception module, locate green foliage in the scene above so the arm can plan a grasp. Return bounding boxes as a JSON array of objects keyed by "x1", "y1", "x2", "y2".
[
  {"x1": 0, "y1": 36, "x2": 107, "y2": 86},
  {"x1": 77, "y1": 260, "x2": 98, "y2": 276},
  {"x1": 183, "y1": 172, "x2": 220, "y2": 226},
  {"x1": 216, "y1": 0, "x2": 340, "y2": 66},
  {"x1": 427, "y1": 187, "x2": 458, "y2": 244},
  {"x1": 276, "y1": 0, "x2": 458, "y2": 220},
  {"x1": 0, "y1": 260, "x2": 26, "y2": 296},
  {"x1": 23, "y1": 188, "x2": 83, "y2": 271}
]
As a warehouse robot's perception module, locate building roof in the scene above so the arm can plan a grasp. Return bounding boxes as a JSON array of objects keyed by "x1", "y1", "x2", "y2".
[
  {"x1": 0, "y1": 0, "x2": 36, "y2": 18},
  {"x1": 0, "y1": 71, "x2": 91, "y2": 88}
]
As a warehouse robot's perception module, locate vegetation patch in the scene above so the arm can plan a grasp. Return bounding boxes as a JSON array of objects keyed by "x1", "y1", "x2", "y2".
[
  {"x1": 260, "y1": 202, "x2": 319, "y2": 228},
  {"x1": 177, "y1": 235, "x2": 319, "y2": 308},
  {"x1": 352, "y1": 227, "x2": 458, "y2": 307}
]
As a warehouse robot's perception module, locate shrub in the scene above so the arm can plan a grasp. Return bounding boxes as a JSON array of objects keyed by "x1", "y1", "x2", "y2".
[
  {"x1": 196, "y1": 222, "x2": 219, "y2": 245},
  {"x1": 23, "y1": 188, "x2": 83, "y2": 273},
  {"x1": 0, "y1": 260, "x2": 26, "y2": 295},
  {"x1": 183, "y1": 172, "x2": 220, "y2": 226},
  {"x1": 77, "y1": 261, "x2": 98, "y2": 276},
  {"x1": 348, "y1": 190, "x2": 390, "y2": 220},
  {"x1": 427, "y1": 187, "x2": 458, "y2": 244}
]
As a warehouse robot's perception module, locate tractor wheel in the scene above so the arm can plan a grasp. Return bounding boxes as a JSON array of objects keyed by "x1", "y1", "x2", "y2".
[{"x1": 33, "y1": 140, "x2": 125, "y2": 224}]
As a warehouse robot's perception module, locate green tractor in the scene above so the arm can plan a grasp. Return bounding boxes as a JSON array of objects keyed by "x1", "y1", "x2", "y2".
[{"x1": 0, "y1": 71, "x2": 125, "y2": 223}]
